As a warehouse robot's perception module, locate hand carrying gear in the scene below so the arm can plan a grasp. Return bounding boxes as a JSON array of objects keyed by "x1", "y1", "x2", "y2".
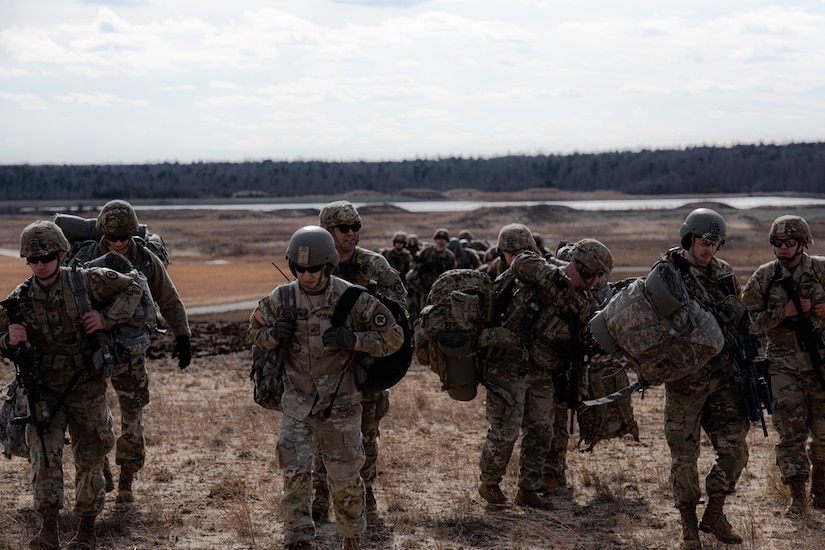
[
  {"x1": 274, "y1": 317, "x2": 297, "y2": 340},
  {"x1": 323, "y1": 327, "x2": 356, "y2": 350},
  {"x1": 172, "y1": 334, "x2": 192, "y2": 369}
]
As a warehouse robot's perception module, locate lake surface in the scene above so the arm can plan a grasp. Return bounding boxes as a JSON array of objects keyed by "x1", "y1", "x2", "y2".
[{"x1": 135, "y1": 195, "x2": 825, "y2": 213}]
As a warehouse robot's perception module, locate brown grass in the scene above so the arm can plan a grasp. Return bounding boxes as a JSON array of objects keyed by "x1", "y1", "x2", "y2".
[{"x1": 2, "y1": 198, "x2": 825, "y2": 549}]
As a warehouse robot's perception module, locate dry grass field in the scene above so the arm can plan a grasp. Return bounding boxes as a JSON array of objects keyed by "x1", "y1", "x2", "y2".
[{"x1": 2, "y1": 191, "x2": 825, "y2": 549}]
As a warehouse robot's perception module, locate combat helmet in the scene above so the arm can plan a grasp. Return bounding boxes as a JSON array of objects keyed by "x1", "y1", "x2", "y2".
[
  {"x1": 770, "y1": 215, "x2": 813, "y2": 246},
  {"x1": 20, "y1": 220, "x2": 71, "y2": 259},
  {"x1": 319, "y1": 201, "x2": 361, "y2": 230},
  {"x1": 392, "y1": 231, "x2": 408, "y2": 244},
  {"x1": 679, "y1": 208, "x2": 726, "y2": 249},
  {"x1": 458, "y1": 229, "x2": 475, "y2": 241},
  {"x1": 571, "y1": 238, "x2": 614, "y2": 276},
  {"x1": 497, "y1": 223, "x2": 538, "y2": 253},
  {"x1": 286, "y1": 225, "x2": 339, "y2": 277},
  {"x1": 97, "y1": 200, "x2": 139, "y2": 236},
  {"x1": 406, "y1": 234, "x2": 419, "y2": 247}
]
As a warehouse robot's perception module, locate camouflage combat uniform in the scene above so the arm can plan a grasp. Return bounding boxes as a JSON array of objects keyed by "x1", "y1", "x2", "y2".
[
  {"x1": 71, "y1": 236, "x2": 190, "y2": 486},
  {"x1": 742, "y1": 254, "x2": 825, "y2": 487},
  {"x1": 314, "y1": 246, "x2": 409, "y2": 507},
  {"x1": 662, "y1": 249, "x2": 750, "y2": 509},
  {"x1": 0, "y1": 266, "x2": 143, "y2": 517},
  {"x1": 480, "y1": 251, "x2": 597, "y2": 497},
  {"x1": 249, "y1": 276, "x2": 403, "y2": 546},
  {"x1": 381, "y1": 246, "x2": 413, "y2": 278}
]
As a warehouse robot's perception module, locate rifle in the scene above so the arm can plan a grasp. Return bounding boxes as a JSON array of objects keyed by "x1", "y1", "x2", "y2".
[
  {"x1": 0, "y1": 297, "x2": 52, "y2": 466},
  {"x1": 778, "y1": 275, "x2": 825, "y2": 391},
  {"x1": 719, "y1": 273, "x2": 774, "y2": 436},
  {"x1": 561, "y1": 313, "x2": 589, "y2": 433},
  {"x1": 68, "y1": 263, "x2": 118, "y2": 377}
]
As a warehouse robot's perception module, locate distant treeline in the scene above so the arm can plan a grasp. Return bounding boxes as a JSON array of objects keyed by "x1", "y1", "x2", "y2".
[{"x1": 1, "y1": 142, "x2": 823, "y2": 201}]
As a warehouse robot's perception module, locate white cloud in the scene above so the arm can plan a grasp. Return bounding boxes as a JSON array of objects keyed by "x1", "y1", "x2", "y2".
[{"x1": 0, "y1": 1, "x2": 824, "y2": 163}]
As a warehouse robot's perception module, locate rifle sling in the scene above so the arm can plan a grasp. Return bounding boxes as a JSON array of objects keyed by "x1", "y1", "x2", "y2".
[{"x1": 582, "y1": 381, "x2": 642, "y2": 407}]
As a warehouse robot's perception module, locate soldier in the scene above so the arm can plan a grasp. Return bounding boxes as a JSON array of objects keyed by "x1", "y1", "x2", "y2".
[
  {"x1": 0, "y1": 221, "x2": 143, "y2": 550},
  {"x1": 660, "y1": 209, "x2": 750, "y2": 548},
  {"x1": 447, "y1": 237, "x2": 481, "y2": 269},
  {"x1": 478, "y1": 246, "x2": 505, "y2": 280},
  {"x1": 248, "y1": 225, "x2": 403, "y2": 550},
  {"x1": 381, "y1": 231, "x2": 413, "y2": 279},
  {"x1": 67, "y1": 200, "x2": 192, "y2": 503},
  {"x1": 479, "y1": 224, "x2": 612, "y2": 510},
  {"x1": 315, "y1": 201, "x2": 409, "y2": 520},
  {"x1": 539, "y1": 240, "x2": 610, "y2": 492},
  {"x1": 405, "y1": 228, "x2": 456, "y2": 319},
  {"x1": 405, "y1": 234, "x2": 420, "y2": 257},
  {"x1": 742, "y1": 215, "x2": 825, "y2": 516},
  {"x1": 457, "y1": 229, "x2": 489, "y2": 253}
]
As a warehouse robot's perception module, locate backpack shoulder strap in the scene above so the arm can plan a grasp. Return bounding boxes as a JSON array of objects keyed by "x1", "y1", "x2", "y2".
[
  {"x1": 278, "y1": 284, "x2": 297, "y2": 320},
  {"x1": 331, "y1": 286, "x2": 366, "y2": 327}
]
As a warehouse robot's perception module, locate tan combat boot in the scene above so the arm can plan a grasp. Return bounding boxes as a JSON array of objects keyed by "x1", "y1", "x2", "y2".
[
  {"x1": 312, "y1": 484, "x2": 330, "y2": 523},
  {"x1": 540, "y1": 472, "x2": 567, "y2": 493},
  {"x1": 342, "y1": 536, "x2": 361, "y2": 550},
  {"x1": 678, "y1": 505, "x2": 702, "y2": 550},
  {"x1": 116, "y1": 464, "x2": 137, "y2": 504},
  {"x1": 699, "y1": 495, "x2": 743, "y2": 544},
  {"x1": 29, "y1": 507, "x2": 60, "y2": 550},
  {"x1": 65, "y1": 515, "x2": 96, "y2": 550},
  {"x1": 787, "y1": 480, "x2": 809, "y2": 516},
  {"x1": 811, "y1": 466, "x2": 825, "y2": 509},
  {"x1": 478, "y1": 483, "x2": 507, "y2": 505},
  {"x1": 515, "y1": 487, "x2": 555, "y2": 510}
]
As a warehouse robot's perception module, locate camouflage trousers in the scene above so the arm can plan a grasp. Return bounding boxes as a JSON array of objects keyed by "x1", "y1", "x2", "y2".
[
  {"x1": 26, "y1": 367, "x2": 114, "y2": 515},
  {"x1": 110, "y1": 355, "x2": 151, "y2": 470},
  {"x1": 313, "y1": 389, "x2": 389, "y2": 490},
  {"x1": 479, "y1": 367, "x2": 555, "y2": 492},
  {"x1": 278, "y1": 404, "x2": 366, "y2": 545},
  {"x1": 543, "y1": 402, "x2": 569, "y2": 481},
  {"x1": 664, "y1": 368, "x2": 749, "y2": 507},
  {"x1": 770, "y1": 366, "x2": 825, "y2": 483}
]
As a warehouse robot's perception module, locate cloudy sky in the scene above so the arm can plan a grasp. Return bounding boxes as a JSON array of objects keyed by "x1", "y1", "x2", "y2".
[{"x1": 1, "y1": 0, "x2": 823, "y2": 165}]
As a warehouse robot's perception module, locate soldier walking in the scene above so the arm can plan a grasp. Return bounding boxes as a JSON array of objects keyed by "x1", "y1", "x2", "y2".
[
  {"x1": 742, "y1": 215, "x2": 825, "y2": 516},
  {"x1": 249, "y1": 225, "x2": 403, "y2": 550}
]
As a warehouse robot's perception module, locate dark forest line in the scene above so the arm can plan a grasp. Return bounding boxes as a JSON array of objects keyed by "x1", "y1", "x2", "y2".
[{"x1": 1, "y1": 142, "x2": 823, "y2": 201}]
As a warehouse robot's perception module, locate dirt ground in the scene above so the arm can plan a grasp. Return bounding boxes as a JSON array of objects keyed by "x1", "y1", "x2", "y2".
[{"x1": 2, "y1": 192, "x2": 825, "y2": 549}]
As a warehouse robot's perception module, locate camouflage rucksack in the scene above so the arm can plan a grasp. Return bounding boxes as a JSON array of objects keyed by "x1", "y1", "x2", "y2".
[
  {"x1": 576, "y1": 353, "x2": 640, "y2": 451},
  {"x1": 413, "y1": 269, "x2": 496, "y2": 401},
  {"x1": 590, "y1": 259, "x2": 725, "y2": 385},
  {"x1": 0, "y1": 379, "x2": 29, "y2": 459}
]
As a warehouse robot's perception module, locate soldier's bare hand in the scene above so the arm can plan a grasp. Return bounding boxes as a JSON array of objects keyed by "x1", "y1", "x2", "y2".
[
  {"x1": 813, "y1": 302, "x2": 825, "y2": 319},
  {"x1": 784, "y1": 298, "x2": 811, "y2": 317},
  {"x1": 81, "y1": 310, "x2": 104, "y2": 334},
  {"x1": 7, "y1": 323, "x2": 27, "y2": 346}
]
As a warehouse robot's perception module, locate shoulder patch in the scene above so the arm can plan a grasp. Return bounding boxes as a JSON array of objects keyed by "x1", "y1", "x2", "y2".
[
  {"x1": 105, "y1": 270, "x2": 119, "y2": 279},
  {"x1": 373, "y1": 312, "x2": 388, "y2": 327},
  {"x1": 392, "y1": 281, "x2": 405, "y2": 295}
]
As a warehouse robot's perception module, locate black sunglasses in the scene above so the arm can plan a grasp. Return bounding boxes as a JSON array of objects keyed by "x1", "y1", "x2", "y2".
[
  {"x1": 105, "y1": 234, "x2": 131, "y2": 243},
  {"x1": 576, "y1": 261, "x2": 604, "y2": 281},
  {"x1": 27, "y1": 252, "x2": 59, "y2": 265},
  {"x1": 293, "y1": 264, "x2": 325, "y2": 274},
  {"x1": 770, "y1": 237, "x2": 798, "y2": 248},
  {"x1": 336, "y1": 223, "x2": 361, "y2": 233}
]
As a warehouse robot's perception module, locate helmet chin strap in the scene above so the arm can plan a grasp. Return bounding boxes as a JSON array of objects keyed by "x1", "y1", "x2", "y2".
[{"x1": 776, "y1": 244, "x2": 804, "y2": 265}]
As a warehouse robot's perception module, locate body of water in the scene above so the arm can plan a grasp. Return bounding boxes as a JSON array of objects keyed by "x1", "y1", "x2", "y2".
[{"x1": 133, "y1": 195, "x2": 824, "y2": 213}]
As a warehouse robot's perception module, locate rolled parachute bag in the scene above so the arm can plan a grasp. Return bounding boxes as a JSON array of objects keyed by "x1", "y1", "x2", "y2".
[
  {"x1": 437, "y1": 332, "x2": 478, "y2": 401},
  {"x1": 54, "y1": 213, "x2": 100, "y2": 242},
  {"x1": 589, "y1": 309, "x2": 619, "y2": 354}
]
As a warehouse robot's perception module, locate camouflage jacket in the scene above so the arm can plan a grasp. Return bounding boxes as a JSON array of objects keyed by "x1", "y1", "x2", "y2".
[
  {"x1": 248, "y1": 276, "x2": 404, "y2": 421},
  {"x1": 381, "y1": 247, "x2": 413, "y2": 278},
  {"x1": 335, "y1": 246, "x2": 408, "y2": 309},
  {"x1": 494, "y1": 252, "x2": 598, "y2": 370},
  {"x1": 71, "y1": 238, "x2": 191, "y2": 337},
  {"x1": 742, "y1": 254, "x2": 825, "y2": 365},
  {"x1": 0, "y1": 267, "x2": 143, "y2": 371}
]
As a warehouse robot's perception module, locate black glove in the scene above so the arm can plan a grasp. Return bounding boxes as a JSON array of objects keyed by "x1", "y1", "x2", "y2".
[
  {"x1": 274, "y1": 317, "x2": 297, "y2": 340},
  {"x1": 323, "y1": 327, "x2": 356, "y2": 350},
  {"x1": 172, "y1": 334, "x2": 192, "y2": 370}
]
